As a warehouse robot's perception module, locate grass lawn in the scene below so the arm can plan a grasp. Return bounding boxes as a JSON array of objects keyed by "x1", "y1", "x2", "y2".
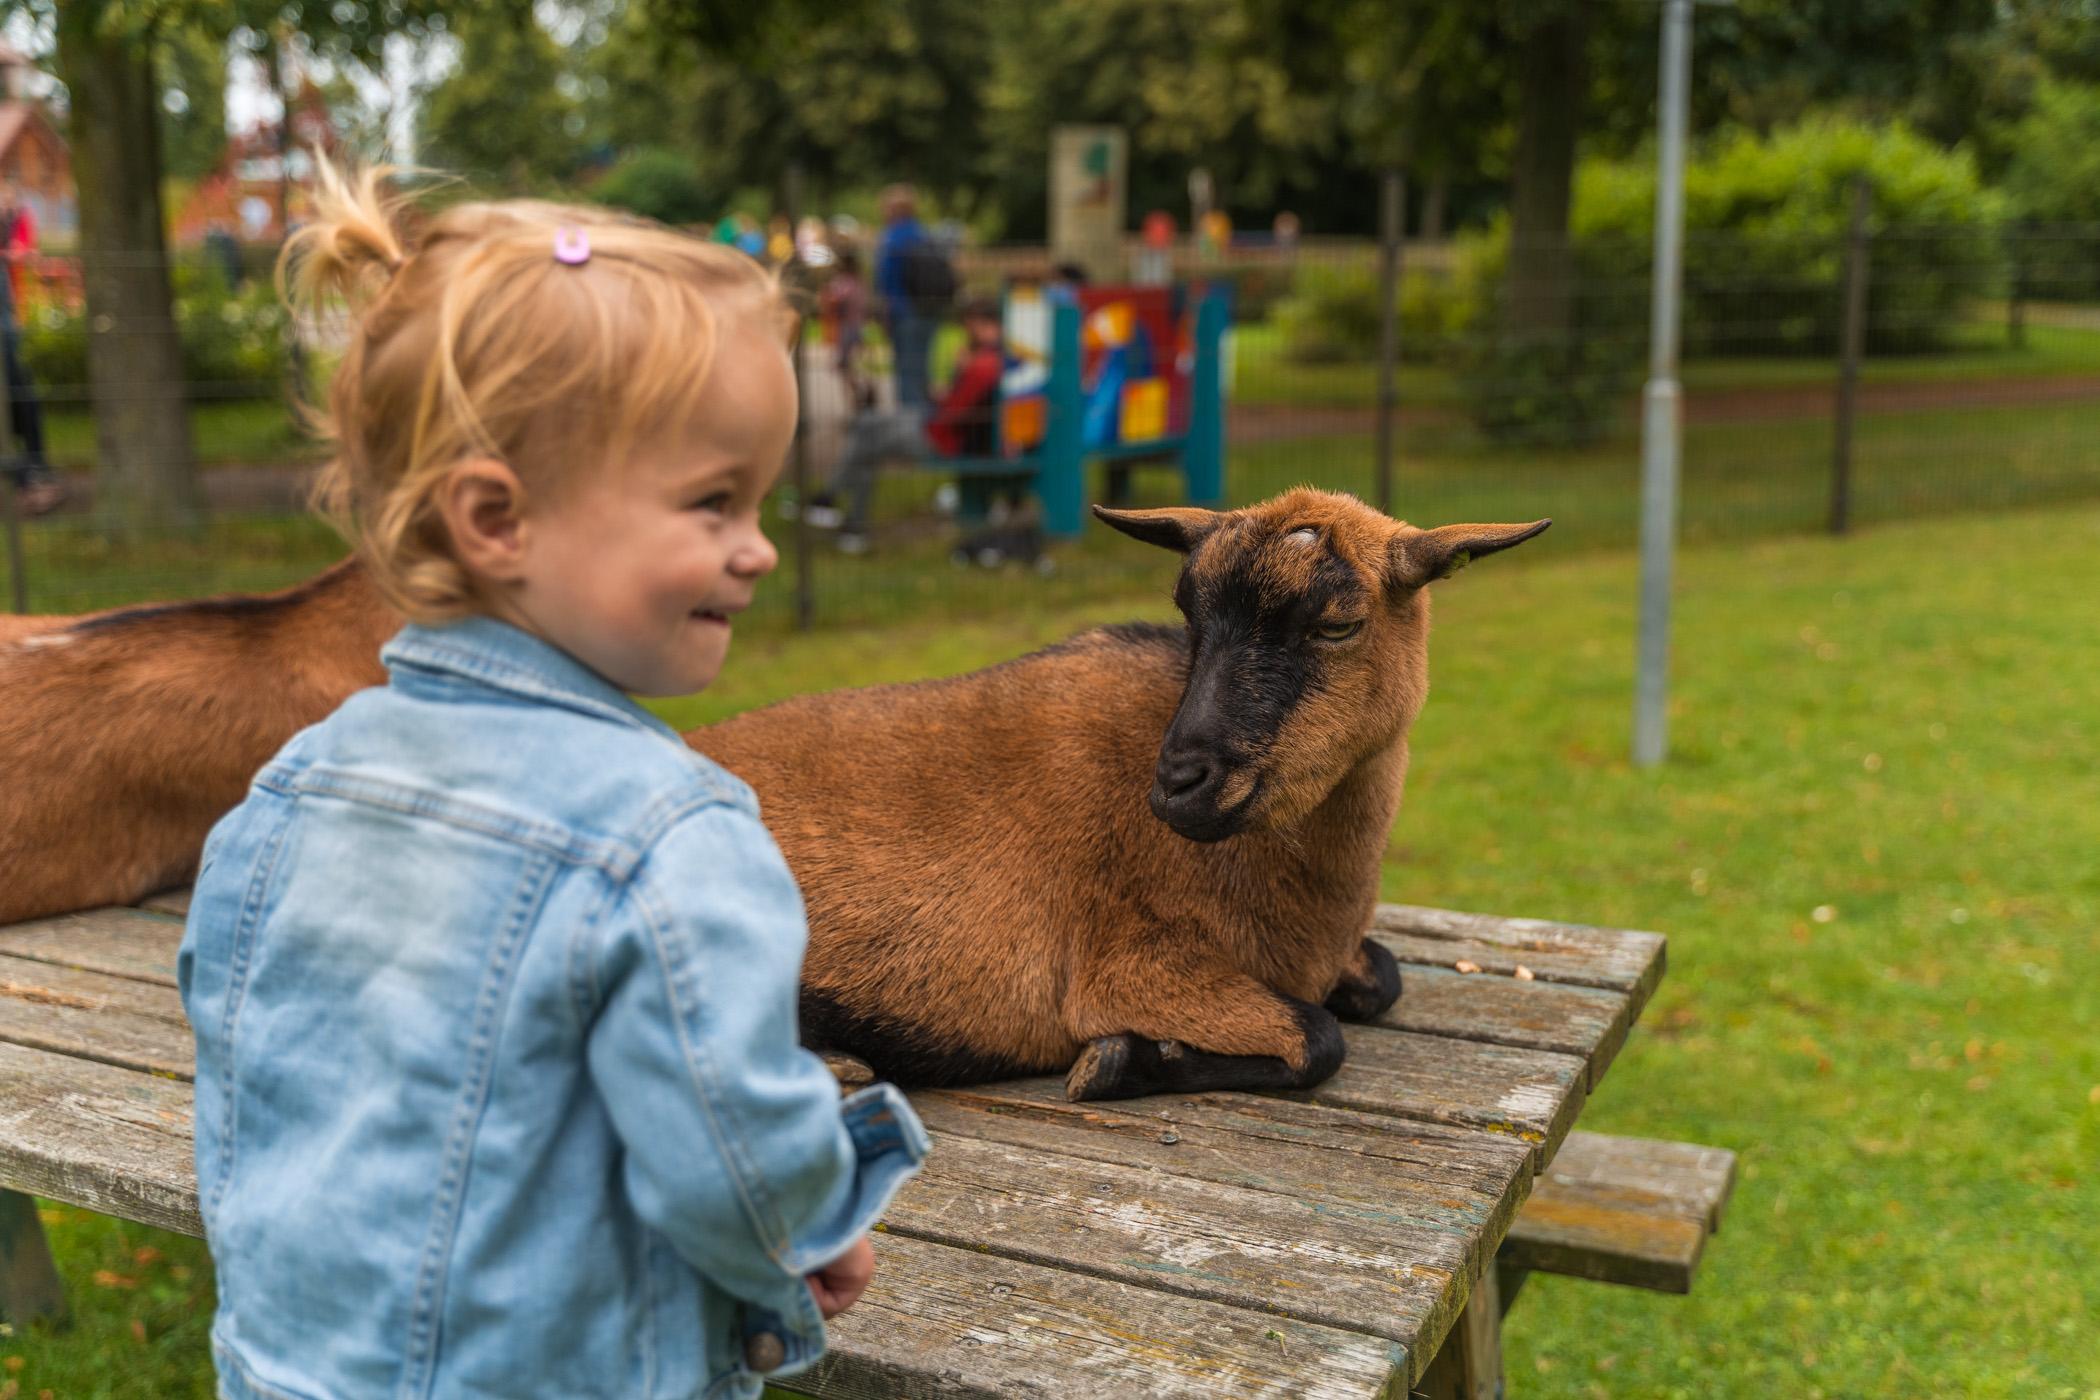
[
  {"x1": 8, "y1": 503, "x2": 2095, "y2": 1396},
  {"x1": 1231, "y1": 312, "x2": 2100, "y2": 409},
  {"x1": 14, "y1": 384, "x2": 2100, "y2": 629},
  {"x1": 43, "y1": 399, "x2": 321, "y2": 473}
]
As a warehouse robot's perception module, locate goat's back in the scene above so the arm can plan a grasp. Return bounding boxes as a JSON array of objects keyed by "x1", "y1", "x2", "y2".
[
  {"x1": 694, "y1": 622, "x2": 1190, "y2": 1079},
  {"x1": 0, "y1": 561, "x2": 397, "y2": 922}
]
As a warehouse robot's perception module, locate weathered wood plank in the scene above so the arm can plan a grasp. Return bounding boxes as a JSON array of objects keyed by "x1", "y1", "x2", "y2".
[
  {"x1": 0, "y1": 908, "x2": 182, "y2": 988},
  {"x1": 1408, "y1": 1257, "x2": 1500, "y2": 1400},
  {"x1": 1530, "y1": 1131, "x2": 1737, "y2": 1232},
  {"x1": 912, "y1": 1082, "x2": 1530, "y2": 1286},
  {"x1": 884, "y1": 1132, "x2": 1455, "y2": 1362},
  {"x1": 138, "y1": 888, "x2": 193, "y2": 918},
  {"x1": 1374, "y1": 965, "x2": 1632, "y2": 1089},
  {"x1": 0, "y1": 953, "x2": 194, "y2": 1079},
  {"x1": 1372, "y1": 904, "x2": 1666, "y2": 1015},
  {"x1": 0, "y1": 1041, "x2": 201, "y2": 1238},
  {"x1": 1304, "y1": 1026, "x2": 1587, "y2": 1169},
  {"x1": 1498, "y1": 1133, "x2": 1738, "y2": 1295},
  {"x1": 789, "y1": 1232, "x2": 1407, "y2": 1400}
]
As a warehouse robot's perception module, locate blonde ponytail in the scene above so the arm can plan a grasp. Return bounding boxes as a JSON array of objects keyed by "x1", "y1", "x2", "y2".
[{"x1": 276, "y1": 158, "x2": 412, "y2": 323}]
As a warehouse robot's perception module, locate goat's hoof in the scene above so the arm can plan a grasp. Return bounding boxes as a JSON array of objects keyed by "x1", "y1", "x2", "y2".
[
  {"x1": 820, "y1": 1051, "x2": 876, "y2": 1093},
  {"x1": 1066, "y1": 1033, "x2": 1137, "y2": 1101}
]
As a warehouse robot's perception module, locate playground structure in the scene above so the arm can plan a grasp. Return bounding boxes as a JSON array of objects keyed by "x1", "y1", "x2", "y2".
[{"x1": 943, "y1": 282, "x2": 1229, "y2": 537}]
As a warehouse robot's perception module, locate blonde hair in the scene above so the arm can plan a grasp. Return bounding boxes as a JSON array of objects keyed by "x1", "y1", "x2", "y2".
[{"x1": 281, "y1": 160, "x2": 790, "y2": 623}]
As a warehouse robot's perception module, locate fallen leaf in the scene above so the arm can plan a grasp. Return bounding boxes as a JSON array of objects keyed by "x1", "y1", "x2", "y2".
[
  {"x1": 130, "y1": 1318, "x2": 147, "y2": 1344},
  {"x1": 1454, "y1": 959, "x2": 1481, "y2": 974},
  {"x1": 91, "y1": 1270, "x2": 139, "y2": 1290},
  {"x1": 1514, "y1": 965, "x2": 1535, "y2": 981},
  {"x1": 133, "y1": 1246, "x2": 162, "y2": 1267}
]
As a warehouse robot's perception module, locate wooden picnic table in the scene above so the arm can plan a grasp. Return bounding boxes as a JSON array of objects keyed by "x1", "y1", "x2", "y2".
[{"x1": 0, "y1": 895, "x2": 1664, "y2": 1399}]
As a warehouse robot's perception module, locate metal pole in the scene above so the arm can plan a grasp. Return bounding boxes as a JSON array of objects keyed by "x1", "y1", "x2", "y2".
[
  {"x1": 1633, "y1": 0, "x2": 1691, "y2": 769},
  {"x1": 784, "y1": 163, "x2": 814, "y2": 632},
  {"x1": 1373, "y1": 169, "x2": 1405, "y2": 517},
  {"x1": 1829, "y1": 175, "x2": 1870, "y2": 536}
]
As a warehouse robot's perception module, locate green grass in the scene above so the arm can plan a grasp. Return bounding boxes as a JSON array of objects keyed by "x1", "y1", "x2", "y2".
[
  {"x1": 44, "y1": 399, "x2": 321, "y2": 473},
  {"x1": 6, "y1": 505, "x2": 2098, "y2": 1395},
  {"x1": 15, "y1": 386, "x2": 2100, "y2": 630},
  {"x1": 10, "y1": 504, "x2": 2098, "y2": 1395},
  {"x1": 1231, "y1": 311, "x2": 2100, "y2": 409}
]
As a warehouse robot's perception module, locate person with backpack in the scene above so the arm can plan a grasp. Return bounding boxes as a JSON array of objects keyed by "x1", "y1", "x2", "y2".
[{"x1": 873, "y1": 184, "x2": 953, "y2": 410}]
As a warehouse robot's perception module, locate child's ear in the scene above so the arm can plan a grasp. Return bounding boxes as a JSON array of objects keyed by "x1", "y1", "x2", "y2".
[{"x1": 439, "y1": 458, "x2": 530, "y2": 582}]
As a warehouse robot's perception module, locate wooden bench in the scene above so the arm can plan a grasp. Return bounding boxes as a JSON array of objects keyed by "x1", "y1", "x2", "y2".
[
  {"x1": 1499, "y1": 1130, "x2": 1738, "y2": 1307},
  {"x1": 0, "y1": 895, "x2": 1727, "y2": 1398}
]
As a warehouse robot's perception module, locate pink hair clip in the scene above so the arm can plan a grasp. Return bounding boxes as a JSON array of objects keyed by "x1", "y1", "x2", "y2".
[{"x1": 553, "y1": 227, "x2": 591, "y2": 266}]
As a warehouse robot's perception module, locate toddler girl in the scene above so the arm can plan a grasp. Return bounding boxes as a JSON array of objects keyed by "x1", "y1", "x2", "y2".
[{"x1": 178, "y1": 163, "x2": 927, "y2": 1400}]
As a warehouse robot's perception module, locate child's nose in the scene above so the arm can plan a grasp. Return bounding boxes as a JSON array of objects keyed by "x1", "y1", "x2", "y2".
[{"x1": 734, "y1": 523, "x2": 779, "y2": 578}]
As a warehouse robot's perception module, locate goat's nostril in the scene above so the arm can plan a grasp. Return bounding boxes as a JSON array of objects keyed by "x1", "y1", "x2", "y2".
[{"x1": 1158, "y1": 757, "x2": 1211, "y2": 799}]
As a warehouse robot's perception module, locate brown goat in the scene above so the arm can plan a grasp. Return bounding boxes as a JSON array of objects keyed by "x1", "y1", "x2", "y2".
[
  {"x1": 0, "y1": 561, "x2": 396, "y2": 923},
  {"x1": 698, "y1": 489, "x2": 1548, "y2": 1099},
  {"x1": 1, "y1": 490, "x2": 1545, "y2": 1103}
]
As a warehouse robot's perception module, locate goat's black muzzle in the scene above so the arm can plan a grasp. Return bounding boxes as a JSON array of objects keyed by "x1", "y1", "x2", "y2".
[{"x1": 1150, "y1": 744, "x2": 1257, "y2": 842}]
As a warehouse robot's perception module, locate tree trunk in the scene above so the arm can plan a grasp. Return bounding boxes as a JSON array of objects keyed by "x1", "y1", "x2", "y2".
[
  {"x1": 1504, "y1": 1, "x2": 1589, "y2": 343},
  {"x1": 55, "y1": 9, "x2": 200, "y2": 536}
]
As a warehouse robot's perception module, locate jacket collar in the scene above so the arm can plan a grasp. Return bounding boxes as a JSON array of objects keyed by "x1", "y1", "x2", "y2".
[{"x1": 382, "y1": 616, "x2": 681, "y2": 740}]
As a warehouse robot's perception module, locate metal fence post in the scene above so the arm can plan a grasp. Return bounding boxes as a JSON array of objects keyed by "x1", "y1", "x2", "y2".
[
  {"x1": 2007, "y1": 224, "x2": 2027, "y2": 350},
  {"x1": 1829, "y1": 175, "x2": 1870, "y2": 537},
  {"x1": 1633, "y1": 0, "x2": 1691, "y2": 769},
  {"x1": 1373, "y1": 168, "x2": 1405, "y2": 517}
]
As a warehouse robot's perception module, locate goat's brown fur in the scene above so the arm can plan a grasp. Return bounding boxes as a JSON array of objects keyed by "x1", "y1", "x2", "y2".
[
  {"x1": 0, "y1": 614, "x2": 76, "y2": 646},
  {"x1": 0, "y1": 561, "x2": 397, "y2": 922},
  {"x1": 698, "y1": 489, "x2": 1549, "y2": 1096}
]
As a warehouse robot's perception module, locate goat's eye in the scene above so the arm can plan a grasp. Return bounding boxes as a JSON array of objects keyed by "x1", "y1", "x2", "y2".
[{"x1": 1312, "y1": 619, "x2": 1364, "y2": 643}]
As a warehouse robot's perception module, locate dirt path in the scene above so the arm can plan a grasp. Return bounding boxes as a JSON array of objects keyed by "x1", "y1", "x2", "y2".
[{"x1": 1228, "y1": 373, "x2": 2100, "y2": 444}]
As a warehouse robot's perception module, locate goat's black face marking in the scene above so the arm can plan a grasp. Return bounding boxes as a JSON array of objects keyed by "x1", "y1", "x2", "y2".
[{"x1": 1153, "y1": 527, "x2": 1366, "y2": 841}]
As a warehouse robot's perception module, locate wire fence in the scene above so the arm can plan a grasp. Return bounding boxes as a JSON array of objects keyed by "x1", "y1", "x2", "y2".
[{"x1": 6, "y1": 213, "x2": 2100, "y2": 633}]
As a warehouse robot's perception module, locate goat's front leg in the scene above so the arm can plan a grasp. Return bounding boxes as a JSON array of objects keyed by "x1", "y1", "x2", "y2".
[
  {"x1": 1061, "y1": 953, "x2": 1346, "y2": 1102},
  {"x1": 1323, "y1": 937, "x2": 1402, "y2": 1023}
]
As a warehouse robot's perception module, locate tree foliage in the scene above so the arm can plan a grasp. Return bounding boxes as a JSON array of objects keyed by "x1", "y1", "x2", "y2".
[{"x1": 418, "y1": 7, "x2": 582, "y2": 188}]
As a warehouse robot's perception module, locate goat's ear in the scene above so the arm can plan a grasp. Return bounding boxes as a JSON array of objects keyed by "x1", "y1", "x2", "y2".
[
  {"x1": 1093, "y1": 504, "x2": 1224, "y2": 553},
  {"x1": 1388, "y1": 519, "x2": 1552, "y2": 591}
]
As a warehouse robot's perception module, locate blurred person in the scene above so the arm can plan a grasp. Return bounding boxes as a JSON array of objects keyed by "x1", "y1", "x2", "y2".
[
  {"x1": 818, "y1": 296, "x2": 1004, "y2": 552},
  {"x1": 873, "y1": 184, "x2": 954, "y2": 410},
  {"x1": 0, "y1": 178, "x2": 57, "y2": 516},
  {"x1": 820, "y1": 247, "x2": 872, "y2": 412}
]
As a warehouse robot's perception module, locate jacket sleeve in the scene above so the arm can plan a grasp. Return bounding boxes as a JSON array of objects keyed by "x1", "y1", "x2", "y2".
[{"x1": 584, "y1": 801, "x2": 928, "y2": 1329}]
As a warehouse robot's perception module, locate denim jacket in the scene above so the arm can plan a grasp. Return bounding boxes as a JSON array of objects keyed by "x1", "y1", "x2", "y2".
[{"x1": 178, "y1": 617, "x2": 928, "y2": 1400}]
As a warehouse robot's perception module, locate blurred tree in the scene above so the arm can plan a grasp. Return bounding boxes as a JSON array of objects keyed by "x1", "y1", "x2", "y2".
[
  {"x1": 582, "y1": 0, "x2": 990, "y2": 217},
  {"x1": 419, "y1": 7, "x2": 582, "y2": 189},
  {"x1": 159, "y1": 27, "x2": 229, "y2": 183},
  {"x1": 11, "y1": 0, "x2": 443, "y2": 536},
  {"x1": 47, "y1": 0, "x2": 204, "y2": 534}
]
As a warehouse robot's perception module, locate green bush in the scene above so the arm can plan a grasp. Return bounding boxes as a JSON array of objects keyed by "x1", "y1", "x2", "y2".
[
  {"x1": 1444, "y1": 116, "x2": 2007, "y2": 445},
  {"x1": 1572, "y1": 117, "x2": 2006, "y2": 356},
  {"x1": 22, "y1": 261, "x2": 295, "y2": 401},
  {"x1": 1449, "y1": 228, "x2": 1647, "y2": 446},
  {"x1": 589, "y1": 148, "x2": 716, "y2": 227},
  {"x1": 2001, "y1": 80, "x2": 2100, "y2": 302},
  {"x1": 1271, "y1": 258, "x2": 1477, "y2": 364}
]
